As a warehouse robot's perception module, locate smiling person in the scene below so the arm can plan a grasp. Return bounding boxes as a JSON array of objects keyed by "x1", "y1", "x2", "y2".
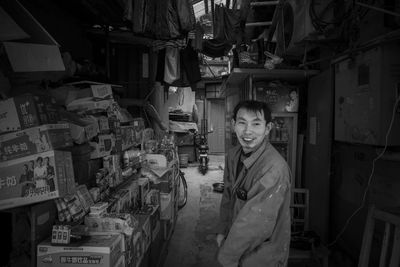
[{"x1": 216, "y1": 100, "x2": 291, "y2": 267}]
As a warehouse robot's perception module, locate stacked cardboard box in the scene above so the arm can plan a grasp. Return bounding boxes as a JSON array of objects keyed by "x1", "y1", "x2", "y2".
[{"x1": 0, "y1": 95, "x2": 75, "y2": 210}]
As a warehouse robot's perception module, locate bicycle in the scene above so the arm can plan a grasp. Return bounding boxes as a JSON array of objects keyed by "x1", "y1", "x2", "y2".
[{"x1": 177, "y1": 170, "x2": 187, "y2": 209}]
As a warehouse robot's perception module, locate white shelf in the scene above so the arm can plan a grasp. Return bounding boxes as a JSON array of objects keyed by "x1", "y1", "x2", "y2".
[{"x1": 226, "y1": 68, "x2": 319, "y2": 87}]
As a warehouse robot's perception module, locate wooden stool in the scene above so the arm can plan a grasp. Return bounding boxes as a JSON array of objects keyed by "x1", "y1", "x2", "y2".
[{"x1": 358, "y1": 206, "x2": 400, "y2": 267}]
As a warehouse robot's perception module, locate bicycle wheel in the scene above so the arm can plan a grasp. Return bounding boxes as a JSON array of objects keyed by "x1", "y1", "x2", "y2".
[{"x1": 178, "y1": 170, "x2": 187, "y2": 209}]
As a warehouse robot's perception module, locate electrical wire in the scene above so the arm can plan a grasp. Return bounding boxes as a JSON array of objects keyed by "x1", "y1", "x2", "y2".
[{"x1": 327, "y1": 92, "x2": 400, "y2": 248}]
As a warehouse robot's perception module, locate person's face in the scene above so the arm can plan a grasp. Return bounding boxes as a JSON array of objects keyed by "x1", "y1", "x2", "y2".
[
  {"x1": 23, "y1": 165, "x2": 28, "y2": 173},
  {"x1": 37, "y1": 159, "x2": 43, "y2": 166},
  {"x1": 290, "y1": 91, "x2": 297, "y2": 100},
  {"x1": 45, "y1": 158, "x2": 49, "y2": 165},
  {"x1": 233, "y1": 108, "x2": 271, "y2": 153},
  {"x1": 29, "y1": 162, "x2": 34, "y2": 169}
]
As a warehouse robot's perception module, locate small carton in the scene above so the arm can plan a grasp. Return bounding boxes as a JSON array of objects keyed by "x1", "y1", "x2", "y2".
[
  {"x1": 37, "y1": 234, "x2": 122, "y2": 267},
  {"x1": 89, "y1": 134, "x2": 116, "y2": 159},
  {"x1": 0, "y1": 123, "x2": 72, "y2": 162},
  {"x1": 0, "y1": 150, "x2": 75, "y2": 210},
  {"x1": 160, "y1": 192, "x2": 173, "y2": 220},
  {"x1": 84, "y1": 213, "x2": 137, "y2": 236},
  {"x1": 0, "y1": 94, "x2": 59, "y2": 133},
  {"x1": 134, "y1": 213, "x2": 151, "y2": 253},
  {"x1": 75, "y1": 185, "x2": 94, "y2": 213},
  {"x1": 66, "y1": 98, "x2": 116, "y2": 114},
  {"x1": 66, "y1": 82, "x2": 114, "y2": 101},
  {"x1": 121, "y1": 125, "x2": 135, "y2": 150}
]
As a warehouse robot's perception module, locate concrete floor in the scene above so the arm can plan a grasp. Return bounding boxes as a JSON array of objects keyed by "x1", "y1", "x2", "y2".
[{"x1": 164, "y1": 155, "x2": 225, "y2": 267}]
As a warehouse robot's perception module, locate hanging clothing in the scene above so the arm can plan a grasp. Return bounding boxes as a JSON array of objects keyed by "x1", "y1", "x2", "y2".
[
  {"x1": 180, "y1": 41, "x2": 201, "y2": 85},
  {"x1": 202, "y1": 39, "x2": 232, "y2": 58},
  {"x1": 164, "y1": 47, "x2": 180, "y2": 84},
  {"x1": 217, "y1": 139, "x2": 291, "y2": 267}
]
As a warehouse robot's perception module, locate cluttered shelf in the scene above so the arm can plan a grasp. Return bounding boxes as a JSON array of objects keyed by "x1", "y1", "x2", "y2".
[{"x1": 225, "y1": 68, "x2": 320, "y2": 87}]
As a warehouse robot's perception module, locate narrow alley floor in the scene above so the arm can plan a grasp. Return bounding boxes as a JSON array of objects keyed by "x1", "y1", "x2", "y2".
[{"x1": 164, "y1": 155, "x2": 225, "y2": 267}]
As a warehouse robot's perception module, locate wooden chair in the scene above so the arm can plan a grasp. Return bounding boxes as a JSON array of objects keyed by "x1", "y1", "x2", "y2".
[
  {"x1": 358, "y1": 206, "x2": 400, "y2": 267},
  {"x1": 289, "y1": 188, "x2": 329, "y2": 267},
  {"x1": 291, "y1": 188, "x2": 310, "y2": 233}
]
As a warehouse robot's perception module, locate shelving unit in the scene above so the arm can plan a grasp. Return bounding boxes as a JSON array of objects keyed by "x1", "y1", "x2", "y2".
[{"x1": 225, "y1": 68, "x2": 320, "y2": 88}]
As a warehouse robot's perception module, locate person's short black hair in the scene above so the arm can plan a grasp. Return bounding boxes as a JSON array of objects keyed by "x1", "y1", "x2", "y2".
[
  {"x1": 36, "y1": 157, "x2": 43, "y2": 163},
  {"x1": 233, "y1": 100, "x2": 272, "y2": 123}
]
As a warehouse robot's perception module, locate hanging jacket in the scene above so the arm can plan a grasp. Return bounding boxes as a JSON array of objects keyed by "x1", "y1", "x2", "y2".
[{"x1": 217, "y1": 139, "x2": 291, "y2": 267}]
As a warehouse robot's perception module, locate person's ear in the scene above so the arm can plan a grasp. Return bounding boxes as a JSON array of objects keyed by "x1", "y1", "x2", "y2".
[{"x1": 231, "y1": 119, "x2": 235, "y2": 130}]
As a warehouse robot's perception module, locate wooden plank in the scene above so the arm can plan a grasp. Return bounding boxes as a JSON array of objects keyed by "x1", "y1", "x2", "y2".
[
  {"x1": 389, "y1": 226, "x2": 400, "y2": 267},
  {"x1": 266, "y1": 0, "x2": 285, "y2": 46},
  {"x1": 358, "y1": 206, "x2": 376, "y2": 267},
  {"x1": 374, "y1": 209, "x2": 400, "y2": 226},
  {"x1": 379, "y1": 223, "x2": 391, "y2": 267},
  {"x1": 251, "y1": 1, "x2": 279, "y2": 6},
  {"x1": 246, "y1": 21, "x2": 272, "y2": 27}
]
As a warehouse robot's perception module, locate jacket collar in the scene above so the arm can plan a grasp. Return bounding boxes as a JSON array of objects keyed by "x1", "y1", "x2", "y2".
[{"x1": 242, "y1": 138, "x2": 270, "y2": 170}]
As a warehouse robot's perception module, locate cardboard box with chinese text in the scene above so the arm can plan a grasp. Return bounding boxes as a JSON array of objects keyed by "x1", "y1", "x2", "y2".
[
  {"x1": 0, "y1": 123, "x2": 72, "y2": 162},
  {"x1": 0, "y1": 150, "x2": 75, "y2": 210}
]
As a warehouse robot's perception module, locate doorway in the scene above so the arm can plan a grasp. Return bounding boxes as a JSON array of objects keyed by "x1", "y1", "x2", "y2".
[{"x1": 207, "y1": 99, "x2": 225, "y2": 154}]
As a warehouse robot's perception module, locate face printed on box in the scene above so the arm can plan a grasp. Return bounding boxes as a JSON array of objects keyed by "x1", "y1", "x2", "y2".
[{"x1": 233, "y1": 108, "x2": 272, "y2": 153}]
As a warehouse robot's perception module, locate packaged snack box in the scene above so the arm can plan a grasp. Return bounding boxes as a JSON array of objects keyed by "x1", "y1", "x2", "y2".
[
  {"x1": 37, "y1": 234, "x2": 122, "y2": 267},
  {"x1": 0, "y1": 94, "x2": 60, "y2": 133},
  {"x1": 0, "y1": 150, "x2": 75, "y2": 210},
  {"x1": 0, "y1": 124, "x2": 72, "y2": 162}
]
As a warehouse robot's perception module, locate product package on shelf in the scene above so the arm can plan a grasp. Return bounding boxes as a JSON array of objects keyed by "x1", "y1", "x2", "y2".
[
  {"x1": 115, "y1": 254, "x2": 125, "y2": 267},
  {"x1": 149, "y1": 168, "x2": 173, "y2": 193},
  {"x1": 131, "y1": 230, "x2": 143, "y2": 267},
  {"x1": 125, "y1": 179, "x2": 139, "y2": 210},
  {"x1": 96, "y1": 115, "x2": 111, "y2": 134},
  {"x1": 108, "y1": 189, "x2": 131, "y2": 213},
  {"x1": 0, "y1": 123, "x2": 73, "y2": 162},
  {"x1": 138, "y1": 178, "x2": 150, "y2": 209},
  {"x1": 75, "y1": 185, "x2": 94, "y2": 213},
  {"x1": 121, "y1": 125, "x2": 136, "y2": 150},
  {"x1": 65, "y1": 82, "x2": 114, "y2": 102},
  {"x1": 123, "y1": 149, "x2": 145, "y2": 169},
  {"x1": 132, "y1": 117, "x2": 145, "y2": 139},
  {"x1": 0, "y1": 150, "x2": 75, "y2": 210},
  {"x1": 66, "y1": 99, "x2": 116, "y2": 114},
  {"x1": 37, "y1": 234, "x2": 123, "y2": 267},
  {"x1": 160, "y1": 192, "x2": 174, "y2": 220},
  {"x1": 89, "y1": 134, "x2": 116, "y2": 159},
  {"x1": 60, "y1": 112, "x2": 99, "y2": 144},
  {"x1": 103, "y1": 154, "x2": 120, "y2": 174},
  {"x1": 89, "y1": 202, "x2": 108, "y2": 217},
  {"x1": 137, "y1": 205, "x2": 160, "y2": 243},
  {"x1": 0, "y1": 94, "x2": 60, "y2": 133},
  {"x1": 84, "y1": 213, "x2": 138, "y2": 236},
  {"x1": 133, "y1": 213, "x2": 151, "y2": 253},
  {"x1": 145, "y1": 189, "x2": 160, "y2": 206}
]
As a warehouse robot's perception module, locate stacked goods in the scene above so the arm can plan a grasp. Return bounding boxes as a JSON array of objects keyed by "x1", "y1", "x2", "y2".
[
  {"x1": 0, "y1": 123, "x2": 73, "y2": 162},
  {"x1": 0, "y1": 94, "x2": 75, "y2": 211},
  {"x1": 0, "y1": 94, "x2": 60, "y2": 134},
  {"x1": 0, "y1": 85, "x2": 181, "y2": 267}
]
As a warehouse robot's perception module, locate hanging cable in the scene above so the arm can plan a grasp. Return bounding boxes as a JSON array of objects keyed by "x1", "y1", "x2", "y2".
[{"x1": 328, "y1": 91, "x2": 400, "y2": 248}]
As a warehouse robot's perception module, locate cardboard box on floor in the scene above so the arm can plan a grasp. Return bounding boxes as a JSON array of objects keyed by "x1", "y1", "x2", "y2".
[{"x1": 37, "y1": 234, "x2": 123, "y2": 267}]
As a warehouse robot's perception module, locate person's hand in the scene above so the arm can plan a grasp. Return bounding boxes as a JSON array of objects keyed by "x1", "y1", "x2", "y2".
[{"x1": 216, "y1": 234, "x2": 225, "y2": 247}]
